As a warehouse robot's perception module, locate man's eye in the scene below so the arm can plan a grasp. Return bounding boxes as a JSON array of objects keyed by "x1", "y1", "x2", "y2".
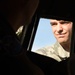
[
  {"x1": 50, "y1": 23, "x2": 57, "y2": 26},
  {"x1": 60, "y1": 21, "x2": 70, "y2": 24}
]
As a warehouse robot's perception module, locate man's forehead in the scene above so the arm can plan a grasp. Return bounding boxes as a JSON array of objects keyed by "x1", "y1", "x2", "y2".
[{"x1": 50, "y1": 19, "x2": 70, "y2": 22}]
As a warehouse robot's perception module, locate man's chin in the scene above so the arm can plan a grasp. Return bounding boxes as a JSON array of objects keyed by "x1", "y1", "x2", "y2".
[{"x1": 58, "y1": 39, "x2": 67, "y2": 44}]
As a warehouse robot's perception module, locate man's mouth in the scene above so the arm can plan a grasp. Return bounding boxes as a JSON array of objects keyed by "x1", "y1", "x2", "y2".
[{"x1": 57, "y1": 34, "x2": 65, "y2": 38}]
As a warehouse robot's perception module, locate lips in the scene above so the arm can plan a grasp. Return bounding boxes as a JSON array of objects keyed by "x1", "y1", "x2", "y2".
[
  {"x1": 59, "y1": 35, "x2": 65, "y2": 38},
  {"x1": 56, "y1": 34, "x2": 65, "y2": 38},
  {"x1": 55, "y1": 32, "x2": 67, "y2": 38}
]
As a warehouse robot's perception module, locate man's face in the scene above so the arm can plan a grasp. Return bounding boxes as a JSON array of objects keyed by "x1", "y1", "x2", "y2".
[{"x1": 50, "y1": 19, "x2": 73, "y2": 44}]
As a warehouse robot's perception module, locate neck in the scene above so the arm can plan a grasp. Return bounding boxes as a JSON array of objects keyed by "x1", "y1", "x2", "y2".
[{"x1": 61, "y1": 42, "x2": 70, "y2": 52}]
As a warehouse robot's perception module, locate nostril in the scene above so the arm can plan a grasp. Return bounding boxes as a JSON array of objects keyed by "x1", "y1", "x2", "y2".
[{"x1": 57, "y1": 30, "x2": 63, "y2": 33}]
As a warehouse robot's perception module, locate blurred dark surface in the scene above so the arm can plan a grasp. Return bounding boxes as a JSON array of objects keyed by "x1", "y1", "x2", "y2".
[
  {"x1": 38, "y1": 0, "x2": 74, "y2": 21},
  {"x1": 27, "y1": 51, "x2": 69, "y2": 75}
]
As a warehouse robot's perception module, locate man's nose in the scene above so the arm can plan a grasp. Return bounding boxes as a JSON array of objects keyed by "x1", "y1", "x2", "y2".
[{"x1": 56, "y1": 24, "x2": 63, "y2": 33}]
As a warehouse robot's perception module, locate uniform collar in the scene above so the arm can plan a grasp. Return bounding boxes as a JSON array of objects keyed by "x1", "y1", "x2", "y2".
[{"x1": 54, "y1": 41, "x2": 70, "y2": 59}]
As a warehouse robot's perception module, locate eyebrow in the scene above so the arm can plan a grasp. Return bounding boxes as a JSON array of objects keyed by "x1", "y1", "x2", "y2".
[
  {"x1": 51, "y1": 20, "x2": 71, "y2": 22},
  {"x1": 58, "y1": 20, "x2": 70, "y2": 22},
  {"x1": 50, "y1": 20, "x2": 72, "y2": 25}
]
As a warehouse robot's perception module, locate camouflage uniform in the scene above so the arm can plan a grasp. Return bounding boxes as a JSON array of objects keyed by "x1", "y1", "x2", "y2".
[{"x1": 34, "y1": 42, "x2": 70, "y2": 62}]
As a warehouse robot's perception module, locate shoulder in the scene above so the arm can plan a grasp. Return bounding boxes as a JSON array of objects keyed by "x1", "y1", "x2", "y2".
[
  {"x1": 33, "y1": 44, "x2": 56, "y2": 56},
  {"x1": 35, "y1": 42, "x2": 60, "y2": 53}
]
